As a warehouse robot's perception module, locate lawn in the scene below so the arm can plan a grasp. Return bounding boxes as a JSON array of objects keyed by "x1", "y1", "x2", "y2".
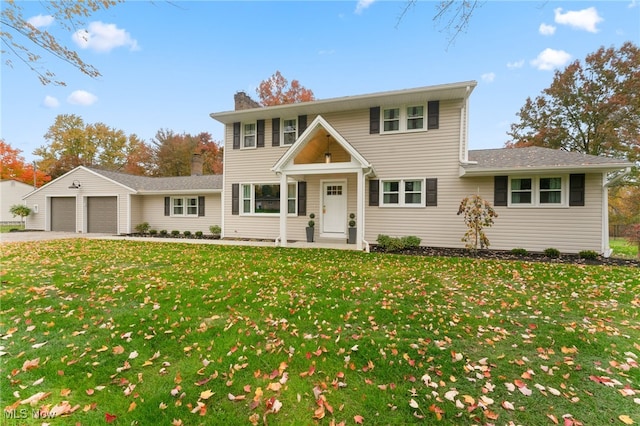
[
  {"x1": 1, "y1": 240, "x2": 638, "y2": 425},
  {"x1": 611, "y1": 237, "x2": 639, "y2": 259}
]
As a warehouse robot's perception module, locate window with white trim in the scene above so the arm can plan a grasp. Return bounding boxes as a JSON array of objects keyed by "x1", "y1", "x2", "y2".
[
  {"x1": 242, "y1": 122, "x2": 256, "y2": 149},
  {"x1": 282, "y1": 118, "x2": 297, "y2": 145},
  {"x1": 509, "y1": 176, "x2": 565, "y2": 207},
  {"x1": 381, "y1": 105, "x2": 426, "y2": 133},
  {"x1": 381, "y1": 179, "x2": 424, "y2": 207},
  {"x1": 172, "y1": 197, "x2": 199, "y2": 216},
  {"x1": 240, "y1": 183, "x2": 297, "y2": 215}
]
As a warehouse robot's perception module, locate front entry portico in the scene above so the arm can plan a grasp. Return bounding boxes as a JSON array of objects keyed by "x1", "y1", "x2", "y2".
[{"x1": 271, "y1": 115, "x2": 375, "y2": 251}]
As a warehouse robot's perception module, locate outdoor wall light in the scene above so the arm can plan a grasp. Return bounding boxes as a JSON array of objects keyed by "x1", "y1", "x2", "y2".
[
  {"x1": 325, "y1": 135, "x2": 332, "y2": 163},
  {"x1": 68, "y1": 180, "x2": 81, "y2": 189}
]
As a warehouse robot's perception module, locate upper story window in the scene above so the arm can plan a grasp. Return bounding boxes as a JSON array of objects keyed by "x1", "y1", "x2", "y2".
[
  {"x1": 241, "y1": 183, "x2": 296, "y2": 215},
  {"x1": 381, "y1": 179, "x2": 424, "y2": 207},
  {"x1": 381, "y1": 105, "x2": 426, "y2": 133},
  {"x1": 282, "y1": 118, "x2": 297, "y2": 145},
  {"x1": 510, "y1": 176, "x2": 565, "y2": 207},
  {"x1": 243, "y1": 123, "x2": 256, "y2": 149}
]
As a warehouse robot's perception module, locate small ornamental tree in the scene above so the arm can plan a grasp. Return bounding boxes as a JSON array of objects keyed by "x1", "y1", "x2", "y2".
[
  {"x1": 626, "y1": 224, "x2": 640, "y2": 258},
  {"x1": 457, "y1": 195, "x2": 498, "y2": 251},
  {"x1": 9, "y1": 204, "x2": 31, "y2": 227}
]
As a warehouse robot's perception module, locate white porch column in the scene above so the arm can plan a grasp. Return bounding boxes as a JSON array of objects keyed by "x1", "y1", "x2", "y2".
[
  {"x1": 356, "y1": 169, "x2": 364, "y2": 251},
  {"x1": 279, "y1": 172, "x2": 288, "y2": 247}
]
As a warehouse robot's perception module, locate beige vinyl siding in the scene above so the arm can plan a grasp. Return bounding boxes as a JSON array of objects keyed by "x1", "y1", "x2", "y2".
[
  {"x1": 139, "y1": 194, "x2": 221, "y2": 234},
  {"x1": 24, "y1": 168, "x2": 133, "y2": 234}
]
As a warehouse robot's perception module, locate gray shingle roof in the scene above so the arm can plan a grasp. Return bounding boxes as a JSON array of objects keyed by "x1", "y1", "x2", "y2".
[
  {"x1": 88, "y1": 168, "x2": 222, "y2": 192},
  {"x1": 463, "y1": 147, "x2": 632, "y2": 175}
]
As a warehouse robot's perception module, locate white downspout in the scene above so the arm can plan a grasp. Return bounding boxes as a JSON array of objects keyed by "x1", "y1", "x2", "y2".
[
  {"x1": 361, "y1": 166, "x2": 375, "y2": 253},
  {"x1": 459, "y1": 86, "x2": 477, "y2": 165},
  {"x1": 602, "y1": 167, "x2": 632, "y2": 257},
  {"x1": 278, "y1": 172, "x2": 288, "y2": 247}
]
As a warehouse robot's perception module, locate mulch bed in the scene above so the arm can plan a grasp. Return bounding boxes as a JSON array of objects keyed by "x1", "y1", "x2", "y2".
[{"x1": 369, "y1": 245, "x2": 640, "y2": 268}]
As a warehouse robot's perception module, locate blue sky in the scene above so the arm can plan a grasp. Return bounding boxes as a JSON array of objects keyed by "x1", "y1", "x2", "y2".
[{"x1": 2, "y1": 1, "x2": 638, "y2": 163}]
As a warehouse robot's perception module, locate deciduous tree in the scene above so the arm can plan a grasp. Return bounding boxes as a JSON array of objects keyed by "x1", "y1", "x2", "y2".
[
  {"x1": 35, "y1": 114, "x2": 154, "y2": 178},
  {"x1": 152, "y1": 130, "x2": 222, "y2": 177},
  {"x1": 1, "y1": 0, "x2": 121, "y2": 85},
  {"x1": 507, "y1": 42, "x2": 640, "y2": 183},
  {"x1": 0, "y1": 139, "x2": 51, "y2": 186},
  {"x1": 257, "y1": 71, "x2": 315, "y2": 106},
  {"x1": 457, "y1": 194, "x2": 497, "y2": 252}
]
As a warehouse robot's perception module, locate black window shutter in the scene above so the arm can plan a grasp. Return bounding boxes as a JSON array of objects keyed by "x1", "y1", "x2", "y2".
[
  {"x1": 369, "y1": 179, "x2": 379, "y2": 206},
  {"x1": 272, "y1": 118, "x2": 280, "y2": 147},
  {"x1": 569, "y1": 174, "x2": 585, "y2": 206},
  {"x1": 232, "y1": 122, "x2": 241, "y2": 150},
  {"x1": 426, "y1": 178, "x2": 437, "y2": 206},
  {"x1": 231, "y1": 184, "x2": 239, "y2": 215},
  {"x1": 198, "y1": 196, "x2": 205, "y2": 217},
  {"x1": 370, "y1": 107, "x2": 380, "y2": 134},
  {"x1": 494, "y1": 176, "x2": 508, "y2": 206},
  {"x1": 297, "y1": 181, "x2": 307, "y2": 216},
  {"x1": 256, "y1": 119, "x2": 265, "y2": 148},
  {"x1": 164, "y1": 197, "x2": 170, "y2": 216},
  {"x1": 427, "y1": 101, "x2": 439, "y2": 130},
  {"x1": 298, "y1": 115, "x2": 307, "y2": 134}
]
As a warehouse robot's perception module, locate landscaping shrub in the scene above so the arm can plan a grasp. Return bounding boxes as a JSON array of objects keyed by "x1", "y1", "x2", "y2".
[
  {"x1": 171, "y1": 230, "x2": 180, "y2": 236},
  {"x1": 159, "y1": 230, "x2": 168, "y2": 236},
  {"x1": 511, "y1": 248, "x2": 528, "y2": 256},
  {"x1": 183, "y1": 231, "x2": 192, "y2": 238},
  {"x1": 579, "y1": 250, "x2": 599, "y2": 260},
  {"x1": 544, "y1": 248, "x2": 560, "y2": 258},
  {"x1": 195, "y1": 231, "x2": 203, "y2": 238},
  {"x1": 135, "y1": 222, "x2": 150, "y2": 234},
  {"x1": 149, "y1": 229, "x2": 158, "y2": 236},
  {"x1": 376, "y1": 234, "x2": 421, "y2": 252},
  {"x1": 210, "y1": 225, "x2": 221, "y2": 235}
]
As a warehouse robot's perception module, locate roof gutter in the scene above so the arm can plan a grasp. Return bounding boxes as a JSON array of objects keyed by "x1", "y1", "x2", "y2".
[{"x1": 604, "y1": 166, "x2": 632, "y2": 187}]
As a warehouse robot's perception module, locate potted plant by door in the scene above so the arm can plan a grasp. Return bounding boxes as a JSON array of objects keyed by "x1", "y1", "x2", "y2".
[
  {"x1": 348, "y1": 213, "x2": 357, "y2": 244},
  {"x1": 306, "y1": 213, "x2": 315, "y2": 242}
]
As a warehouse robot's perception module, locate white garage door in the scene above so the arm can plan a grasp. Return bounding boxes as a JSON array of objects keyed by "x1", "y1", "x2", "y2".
[
  {"x1": 51, "y1": 197, "x2": 76, "y2": 232},
  {"x1": 87, "y1": 197, "x2": 117, "y2": 234}
]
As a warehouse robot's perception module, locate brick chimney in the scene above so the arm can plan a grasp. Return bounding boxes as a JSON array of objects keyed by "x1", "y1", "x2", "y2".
[
  {"x1": 234, "y1": 91, "x2": 261, "y2": 110},
  {"x1": 191, "y1": 153, "x2": 203, "y2": 176}
]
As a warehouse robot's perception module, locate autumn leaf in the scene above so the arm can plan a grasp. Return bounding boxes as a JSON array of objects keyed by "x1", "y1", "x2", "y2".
[
  {"x1": 354, "y1": 414, "x2": 364, "y2": 424},
  {"x1": 105, "y1": 413, "x2": 117, "y2": 423},
  {"x1": 200, "y1": 389, "x2": 214, "y2": 400},
  {"x1": 619, "y1": 415, "x2": 634, "y2": 425}
]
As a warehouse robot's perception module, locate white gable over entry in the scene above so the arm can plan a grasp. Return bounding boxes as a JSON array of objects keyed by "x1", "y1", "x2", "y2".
[{"x1": 271, "y1": 115, "x2": 375, "y2": 250}]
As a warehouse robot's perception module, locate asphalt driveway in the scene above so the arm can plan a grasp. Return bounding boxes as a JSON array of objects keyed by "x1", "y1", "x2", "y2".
[{"x1": 0, "y1": 231, "x2": 113, "y2": 243}]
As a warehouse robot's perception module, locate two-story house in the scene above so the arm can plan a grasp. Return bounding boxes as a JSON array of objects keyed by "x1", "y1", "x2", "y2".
[{"x1": 210, "y1": 81, "x2": 631, "y2": 254}]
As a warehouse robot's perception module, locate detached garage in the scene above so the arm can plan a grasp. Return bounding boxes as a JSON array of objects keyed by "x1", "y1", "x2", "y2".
[
  {"x1": 87, "y1": 196, "x2": 118, "y2": 234},
  {"x1": 51, "y1": 197, "x2": 76, "y2": 232}
]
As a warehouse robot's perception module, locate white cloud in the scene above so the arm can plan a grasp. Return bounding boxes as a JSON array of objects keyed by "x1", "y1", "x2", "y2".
[
  {"x1": 42, "y1": 96, "x2": 59, "y2": 108},
  {"x1": 72, "y1": 21, "x2": 139, "y2": 52},
  {"x1": 355, "y1": 0, "x2": 375, "y2": 14},
  {"x1": 629, "y1": 0, "x2": 638, "y2": 8},
  {"x1": 554, "y1": 7, "x2": 603, "y2": 33},
  {"x1": 67, "y1": 90, "x2": 98, "y2": 106},
  {"x1": 27, "y1": 14, "x2": 54, "y2": 28},
  {"x1": 507, "y1": 60, "x2": 525, "y2": 69},
  {"x1": 530, "y1": 48, "x2": 571, "y2": 71},
  {"x1": 539, "y1": 23, "x2": 556, "y2": 36},
  {"x1": 481, "y1": 72, "x2": 496, "y2": 83}
]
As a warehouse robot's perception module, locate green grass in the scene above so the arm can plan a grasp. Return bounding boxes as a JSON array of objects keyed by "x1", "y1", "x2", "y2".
[
  {"x1": 610, "y1": 237, "x2": 639, "y2": 259},
  {"x1": 1, "y1": 240, "x2": 638, "y2": 425},
  {"x1": 0, "y1": 224, "x2": 24, "y2": 233}
]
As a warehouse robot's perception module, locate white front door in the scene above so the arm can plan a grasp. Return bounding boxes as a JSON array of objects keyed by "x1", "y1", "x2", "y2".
[{"x1": 322, "y1": 181, "x2": 347, "y2": 235}]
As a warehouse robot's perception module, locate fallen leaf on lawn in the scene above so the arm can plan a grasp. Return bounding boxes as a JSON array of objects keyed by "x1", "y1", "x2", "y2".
[
  {"x1": 619, "y1": 415, "x2": 634, "y2": 425},
  {"x1": 548, "y1": 414, "x2": 559, "y2": 424},
  {"x1": 128, "y1": 401, "x2": 137, "y2": 412},
  {"x1": 444, "y1": 389, "x2": 458, "y2": 401},
  {"x1": 129, "y1": 350, "x2": 139, "y2": 359},
  {"x1": 228, "y1": 393, "x2": 246, "y2": 401},
  {"x1": 21, "y1": 358, "x2": 40, "y2": 372},
  {"x1": 159, "y1": 402, "x2": 168, "y2": 410},
  {"x1": 112, "y1": 345, "x2": 125, "y2": 355},
  {"x1": 409, "y1": 399, "x2": 419, "y2": 409},
  {"x1": 32, "y1": 377, "x2": 44, "y2": 386},
  {"x1": 96, "y1": 345, "x2": 108, "y2": 352},
  {"x1": 105, "y1": 413, "x2": 117, "y2": 423},
  {"x1": 354, "y1": 414, "x2": 364, "y2": 424},
  {"x1": 60, "y1": 388, "x2": 71, "y2": 397},
  {"x1": 31, "y1": 341, "x2": 48, "y2": 349},
  {"x1": 502, "y1": 400, "x2": 515, "y2": 410},
  {"x1": 20, "y1": 391, "x2": 51, "y2": 406},
  {"x1": 200, "y1": 389, "x2": 214, "y2": 400},
  {"x1": 171, "y1": 419, "x2": 183, "y2": 426}
]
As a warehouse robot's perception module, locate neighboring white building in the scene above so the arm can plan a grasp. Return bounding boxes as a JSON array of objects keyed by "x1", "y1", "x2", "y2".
[{"x1": 1, "y1": 179, "x2": 34, "y2": 223}]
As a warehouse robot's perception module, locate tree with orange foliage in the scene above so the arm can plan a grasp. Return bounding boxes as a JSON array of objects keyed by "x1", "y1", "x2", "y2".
[
  {"x1": 152, "y1": 130, "x2": 222, "y2": 177},
  {"x1": 257, "y1": 71, "x2": 315, "y2": 106},
  {"x1": 0, "y1": 139, "x2": 51, "y2": 187}
]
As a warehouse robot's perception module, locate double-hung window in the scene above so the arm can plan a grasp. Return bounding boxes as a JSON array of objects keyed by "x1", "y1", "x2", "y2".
[
  {"x1": 381, "y1": 105, "x2": 425, "y2": 133},
  {"x1": 381, "y1": 179, "x2": 424, "y2": 207},
  {"x1": 282, "y1": 118, "x2": 297, "y2": 145},
  {"x1": 172, "y1": 197, "x2": 199, "y2": 216},
  {"x1": 241, "y1": 183, "x2": 297, "y2": 215},
  {"x1": 243, "y1": 123, "x2": 256, "y2": 149},
  {"x1": 509, "y1": 176, "x2": 565, "y2": 207}
]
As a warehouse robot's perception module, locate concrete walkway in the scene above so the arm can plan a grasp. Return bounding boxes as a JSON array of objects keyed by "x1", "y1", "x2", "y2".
[{"x1": 0, "y1": 231, "x2": 361, "y2": 251}]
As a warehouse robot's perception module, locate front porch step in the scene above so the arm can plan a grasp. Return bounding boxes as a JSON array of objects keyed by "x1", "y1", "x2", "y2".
[{"x1": 315, "y1": 236, "x2": 347, "y2": 244}]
